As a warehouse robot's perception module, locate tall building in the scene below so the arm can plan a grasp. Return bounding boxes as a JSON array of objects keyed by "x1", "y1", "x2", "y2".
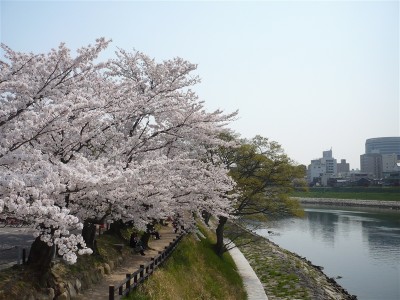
[
  {"x1": 307, "y1": 150, "x2": 337, "y2": 185},
  {"x1": 361, "y1": 137, "x2": 400, "y2": 179},
  {"x1": 360, "y1": 153, "x2": 382, "y2": 179},
  {"x1": 337, "y1": 159, "x2": 350, "y2": 174},
  {"x1": 307, "y1": 159, "x2": 325, "y2": 184},
  {"x1": 365, "y1": 137, "x2": 400, "y2": 155},
  {"x1": 323, "y1": 149, "x2": 333, "y2": 158},
  {"x1": 323, "y1": 156, "x2": 337, "y2": 175}
]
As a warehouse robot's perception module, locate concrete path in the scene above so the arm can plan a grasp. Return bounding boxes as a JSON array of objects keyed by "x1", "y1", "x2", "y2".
[
  {"x1": 226, "y1": 239, "x2": 269, "y2": 300},
  {"x1": 76, "y1": 226, "x2": 179, "y2": 300}
]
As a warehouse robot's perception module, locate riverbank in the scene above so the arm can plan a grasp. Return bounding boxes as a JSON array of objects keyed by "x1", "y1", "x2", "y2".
[
  {"x1": 291, "y1": 187, "x2": 400, "y2": 202},
  {"x1": 294, "y1": 197, "x2": 400, "y2": 209},
  {"x1": 228, "y1": 223, "x2": 357, "y2": 300}
]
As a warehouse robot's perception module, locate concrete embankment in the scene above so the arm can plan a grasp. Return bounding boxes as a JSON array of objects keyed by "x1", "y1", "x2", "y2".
[
  {"x1": 294, "y1": 197, "x2": 400, "y2": 209},
  {"x1": 226, "y1": 239, "x2": 268, "y2": 300}
]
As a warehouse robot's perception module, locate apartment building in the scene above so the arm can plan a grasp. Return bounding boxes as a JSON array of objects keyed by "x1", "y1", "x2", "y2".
[
  {"x1": 307, "y1": 150, "x2": 338, "y2": 185},
  {"x1": 337, "y1": 159, "x2": 350, "y2": 174},
  {"x1": 360, "y1": 153, "x2": 383, "y2": 179}
]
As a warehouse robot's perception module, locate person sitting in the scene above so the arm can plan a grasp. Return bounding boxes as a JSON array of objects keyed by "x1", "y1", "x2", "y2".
[
  {"x1": 129, "y1": 232, "x2": 145, "y2": 256},
  {"x1": 150, "y1": 229, "x2": 161, "y2": 240}
]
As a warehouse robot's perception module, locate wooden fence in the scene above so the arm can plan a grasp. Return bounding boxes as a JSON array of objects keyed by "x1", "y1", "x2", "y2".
[{"x1": 109, "y1": 233, "x2": 184, "y2": 300}]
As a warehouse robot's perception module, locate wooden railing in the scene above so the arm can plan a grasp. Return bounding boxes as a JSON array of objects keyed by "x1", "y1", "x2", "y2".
[{"x1": 108, "y1": 233, "x2": 184, "y2": 300}]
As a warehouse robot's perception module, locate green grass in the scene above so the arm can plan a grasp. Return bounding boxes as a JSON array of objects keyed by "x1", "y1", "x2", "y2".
[
  {"x1": 292, "y1": 187, "x2": 400, "y2": 201},
  {"x1": 125, "y1": 224, "x2": 246, "y2": 300}
]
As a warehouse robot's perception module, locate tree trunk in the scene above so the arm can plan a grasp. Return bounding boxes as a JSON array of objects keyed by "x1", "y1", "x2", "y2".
[
  {"x1": 108, "y1": 220, "x2": 125, "y2": 238},
  {"x1": 82, "y1": 221, "x2": 99, "y2": 255},
  {"x1": 27, "y1": 236, "x2": 55, "y2": 271},
  {"x1": 216, "y1": 216, "x2": 227, "y2": 256}
]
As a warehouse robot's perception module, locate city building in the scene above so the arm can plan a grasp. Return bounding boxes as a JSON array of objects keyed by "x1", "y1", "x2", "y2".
[
  {"x1": 307, "y1": 149, "x2": 338, "y2": 185},
  {"x1": 322, "y1": 149, "x2": 337, "y2": 175},
  {"x1": 361, "y1": 137, "x2": 400, "y2": 179},
  {"x1": 360, "y1": 153, "x2": 383, "y2": 179},
  {"x1": 365, "y1": 137, "x2": 400, "y2": 155},
  {"x1": 307, "y1": 159, "x2": 325, "y2": 185},
  {"x1": 337, "y1": 159, "x2": 350, "y2": 175},
  {"x1": 382, "y1": 153, "x2": 400, "y2": 172}
]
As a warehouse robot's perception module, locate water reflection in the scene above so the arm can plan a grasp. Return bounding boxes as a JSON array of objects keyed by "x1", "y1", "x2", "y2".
[
  {"x1": 307, "y1": 209, "x2": 339, "y2": 246},
  {"x1": 359, "y1": 212, "x2": 400, "y2": 264},
  {"x1": 254, "y1": 205, "x2": 400, "y2": 300}
]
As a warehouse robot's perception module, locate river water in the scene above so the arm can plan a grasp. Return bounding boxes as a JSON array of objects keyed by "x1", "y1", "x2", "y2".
[{"x1": 254, "y1": 205, "x2": 400, "y2": 300}]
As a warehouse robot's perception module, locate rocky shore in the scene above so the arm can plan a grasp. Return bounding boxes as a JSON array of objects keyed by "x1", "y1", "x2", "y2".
[
  {"x1": 239, "y1": 235, "x2": 356, "y2": 300},
  {"x1": 294, "y1": 197, "x2": 400, "y2": 209},
  {"x1": 229, "y1": 224, "x2": 357, "y2": 300}
]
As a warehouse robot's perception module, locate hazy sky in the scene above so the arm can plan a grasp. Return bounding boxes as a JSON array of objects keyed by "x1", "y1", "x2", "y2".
[{"x1": 1, "y1": 0, "x2": 399, "y2": 169}]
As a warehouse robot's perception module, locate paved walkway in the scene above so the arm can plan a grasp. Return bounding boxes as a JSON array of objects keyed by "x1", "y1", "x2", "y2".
[
  {"x1": 76, "y1": 226, "x2": 179, "y2": 300},
  {"x1": 225, "y1": 239, "x2": 269, "y2": 300}
]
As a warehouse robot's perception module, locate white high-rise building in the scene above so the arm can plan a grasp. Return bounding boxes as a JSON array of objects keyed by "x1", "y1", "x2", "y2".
[
  {"x1": 307, "y1": 150, "x2": 337, "y2": 185},
  {"x1": 307, "y1": 159, "x2": 325, "y2": 184}
]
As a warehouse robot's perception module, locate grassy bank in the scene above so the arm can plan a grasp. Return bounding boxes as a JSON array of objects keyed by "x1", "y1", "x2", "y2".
[
  {"x1": 126, "y1": 224, "x2": 246, "y2": 300},
  {"x1": 292, "y1": 187, "x2": 400, "y2": 201}
]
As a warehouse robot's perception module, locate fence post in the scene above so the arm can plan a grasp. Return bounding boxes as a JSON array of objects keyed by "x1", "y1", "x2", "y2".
[
  {"x1": 158, "y1": 251, "x2": 162, "y2": 265},
  {"x1": 168, "y1": 242, "x2": 173, "y2": 255},
  {"x1": 22, "y1": 248, "x2": 26, "y2": 264},
  {"x1": 126, "y1": 273, "x2": 131, "y2": 292},
  {"x1": 109, "y1": 285, "x2": 115, "y2": 300},
  {"x1": 140, "y1": 264, "x2": 144, "y2": 280},
  {"x1": 150, "y1": 258, "x2": 155, "y2": 273}
]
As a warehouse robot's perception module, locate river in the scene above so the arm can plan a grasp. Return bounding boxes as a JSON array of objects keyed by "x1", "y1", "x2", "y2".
[{"x1": 254, "y1": 204, "x2": 400, "y2": 300}]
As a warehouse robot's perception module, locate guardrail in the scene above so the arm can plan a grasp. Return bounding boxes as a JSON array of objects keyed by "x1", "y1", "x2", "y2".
[{"x1": 109, "y1": 233, "x2": 184, "y2": 300}]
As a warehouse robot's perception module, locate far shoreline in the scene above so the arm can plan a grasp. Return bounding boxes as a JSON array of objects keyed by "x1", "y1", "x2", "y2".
[{"x1": 294, "y1": 197, "x2": 400, "y2": 210}]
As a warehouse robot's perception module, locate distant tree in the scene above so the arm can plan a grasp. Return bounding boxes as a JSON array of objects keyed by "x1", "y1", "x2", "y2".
[{"x1": 210, "y1": 134, "x2": 306, "y2": 255}]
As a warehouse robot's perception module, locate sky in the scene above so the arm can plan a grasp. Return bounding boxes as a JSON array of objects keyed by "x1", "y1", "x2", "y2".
[{"x1": 1, "y1": 0, "x2": 399, "y2": 169}]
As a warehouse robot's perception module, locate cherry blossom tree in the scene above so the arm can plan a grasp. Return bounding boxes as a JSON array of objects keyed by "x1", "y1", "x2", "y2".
[
  {"x1": 0, "y1": 39, "x2": 110, "y2": 266},
  {"x1": 0, "y1": 39, "x2": 238, "y2": 269}
]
